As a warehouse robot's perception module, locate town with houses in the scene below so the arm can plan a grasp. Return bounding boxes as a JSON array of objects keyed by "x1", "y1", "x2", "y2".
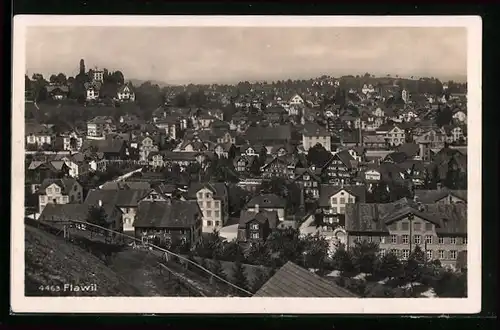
[{"x1": 24, "y1": 59, "x2": 468, "y2": 298}]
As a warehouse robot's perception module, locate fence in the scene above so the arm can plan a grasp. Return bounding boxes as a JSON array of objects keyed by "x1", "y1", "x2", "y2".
[{"x1": 25, "y1": 217, "x2": 253, "y2": 297}]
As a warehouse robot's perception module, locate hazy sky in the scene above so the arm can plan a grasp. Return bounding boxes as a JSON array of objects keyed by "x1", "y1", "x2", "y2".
[{"x1": 26, "y1": 26, "x2": 467, "y2": 84}]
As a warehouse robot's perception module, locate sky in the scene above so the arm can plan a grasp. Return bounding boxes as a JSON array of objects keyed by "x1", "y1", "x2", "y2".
[{"x1": 26, "y1": 26, "x2": 467, "y2": 85}]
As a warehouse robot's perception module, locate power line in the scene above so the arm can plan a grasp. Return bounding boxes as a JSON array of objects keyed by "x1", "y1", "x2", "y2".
[{"x1": 41, "y1": 218, "x2": 253, "y2": 296}]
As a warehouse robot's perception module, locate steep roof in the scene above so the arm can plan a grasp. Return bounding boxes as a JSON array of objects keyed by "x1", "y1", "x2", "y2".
[
  {"x1": 134, "y1": 200, "x2": 200, "y2": 228},
  {"x1": 323, "y1": 150, "x2": 357, "y2": 170},
  {"x1": 238, "y1": 210, "x2": 279, "y2": 229},
  {"x1": 243, "y1": 125, "x2": 292, "y2": 142},
  {"x1": 345, "y1": 198, "x2": 467, "y2": 235},
  {"x1": 186, "y1": 182, "x2": 228, "y2": 199},
  {"x1": 38, "y1": 203, "x2": 120, "y2": 225},
  {"x1": 318, "y1": 184, "x2": 367, "y2": 208},
  {"x1": 246, "y1": 193, "x2": 286, "y2": 209},
  {"x1": 38, "y1": 178, "x2": 79, "y2": 195},
  {"x1": 301, "y1": 122, "x2": 330, "y2": 137},
  {"x1": 254, "y1": 261, "x2": 358, "y2": 297}
]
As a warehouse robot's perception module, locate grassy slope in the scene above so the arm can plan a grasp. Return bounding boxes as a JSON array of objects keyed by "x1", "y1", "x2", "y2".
[{"x1": 25, "y1": 225, "x2": 142, "y2": 296}]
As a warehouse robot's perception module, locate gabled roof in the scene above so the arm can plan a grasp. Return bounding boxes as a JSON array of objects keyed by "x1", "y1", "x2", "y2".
[
  {"x1": 318, "y1": 184, "x2": 367, "y2": 208},
  {"x1": 238, "y1": 210, "x2": 279, "y2": 229},
  {"x1": 134, "y1": 200, "x2": 201, "y2": 229},
  {"x1": 414, "y1": 189, "x2": 467, "y2": 204},
  {"x1": 186, "y1": 182, "x2": 228, "y2": 199},
  {"x1": 345, "y1": 198, "x2": 467, "y2": 235},
  {"x1": 384, "y1": 151, "x2": 408, "y2": 164},
  {"x1": 246, "y1": 194, "x2": 286, "y2": 209},
  {"x1": 323, "y1": 150, "x2": 357, "y2": 170},
  {"x1": 396, "y1": 143, "x2": 420, "y2": 158},
  {"x1": 38, "y1": 178, "x2": 79, "y2": 194},
  {"x1": 38, "y1": 203, "x2": 120, "y2": 225},
  {"x1": 254, "y1": 261, "x2": 358, "y2": 297},
  {"x1": 301, "y1": 122, "x2": 330, "y2": 137}
]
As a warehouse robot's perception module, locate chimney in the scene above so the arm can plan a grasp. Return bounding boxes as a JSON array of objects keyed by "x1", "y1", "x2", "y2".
[
  {"x1": 341, "y1": 179, "x2": 344, "y2": 188},
  {"x1": 98, "y1": 199, "x2": 102, "y2": 207},
  {"x1": 254, "y1": 204, "x2": 259, "y2": 214}
]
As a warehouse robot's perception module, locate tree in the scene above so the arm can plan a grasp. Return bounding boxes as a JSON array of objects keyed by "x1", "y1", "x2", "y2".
[
  {"x1": 377, "y1": 251, "x2": 403, "y2": 280},
  {"x1": 230, "y1": 261, "x2": 250, "y2": 296},
  {"x1": 435, "y1": 106, "x2": 453, "y2": 128},
  {"x1": 69, "y1": 137, "x2": 78, "y2": 151},
  {"x1": 250, "y1": 267, "x2": 271, "y2": 293},
  {"x1": 112, "y1": 71, "x2": 125, "y2": 85},
  {"x1": 432, "y1": 269, "x2": 467, "y2": 297},
  {"x1": 86, "y1": 205, "x2": 109, "y2": 240},
  {"x1": 56, "y1": 73, "x2": 67, "y2": 85},
  {"x1": 249, "y1": 157, "x2": 261, "y2": 177},
  {"x1": 79, "y1": 59, "x2": 86, "y2": 75},
  {"x1": 307, "y1": 143, "x2": 332, "y2": 168},
  {"x1": 350, "y1": 240, "x2": 380, "y2": 274},
  {"x1": 220, "y1": 240, "x2": 245, "y2": 262},
  {"x1": 368, "y1": 182, "x2": 391, "y2": 203},
  {"x1": 332, "y1": 244, "x2": 355, "y2": 276},
  {"x1": 301, "y1": 234, "x2": 329, "y2": 270},
  {"x1": 49, "y1": 74, "x2": 58, "y2": 84},
  {"x1": 403, "y1": 245, "x2": 426, "y2": 287},
  {"x1": 172, "y1": 92, "x2": 188, "y2": 107},
  {"x1": 227, "y1": 144, "x2": 237, "y2": 160},
  {"x1": 266, "y1": 228, "x2": 304, "y2": 266},
  {"x1": 245, "y1": 241, "x2": 270, "y2": 266}
]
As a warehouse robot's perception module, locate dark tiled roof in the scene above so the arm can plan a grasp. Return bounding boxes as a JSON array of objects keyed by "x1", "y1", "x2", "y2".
[
  {"x1": 301, "y1": 122, "x2": 329, "y2": 137},
  {"x1": 134, "y1": 200, "x2": 200, "y2": 228},
  {"x1": 100, "y1": 182, "x2": 151, "y2": 190},
  {"x1": 323, "y1": 150, "x2": 357, "y2": 170},
  {"x1": 246, "y1": 194, "x2": 286, "y2": 209},
  {"x1": 38, "y1": 178, "x2": 79, "y2": 194},
  {"x1": 318, "y1": 184, "x2": 367, "y2": 208},
  {"x1": 238, "y1": 210, "x2": 279, "y2": 229},
  {"x1": 243, "y1": 125, "x2": 292, "y2": 142},
  {"x1": 85, "y1": 189, "x2": 150, "y2": 207},
  {"x1": 39, "y1": 203, "x2": 120, "y2": 225},
  {"x1": 81, "y1": 139, "x2": 125, "y2": 154},
  {"x1": 385, "y1": 151, "x2": 409, "y2": 164},
  {"x1": 254, "y1": 261, "x2": 358, "y2": 297},
  {"x1": 414, "y1": 189, "x2": 467, "y2": 203},
  {"x1": 186, "y1": 182, "x2": 228, "y2": 199},
  {"x1": 345, "y1": 199, "x2": 467, "y2": 235},
  {"x1": 161, "y1": 151, "x2": 201, "y2": 161}
]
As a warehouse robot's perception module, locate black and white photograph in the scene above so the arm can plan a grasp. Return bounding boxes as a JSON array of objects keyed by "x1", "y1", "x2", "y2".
[{"x1": 11, "y1": 16, "x2": 482, "y2": 314}]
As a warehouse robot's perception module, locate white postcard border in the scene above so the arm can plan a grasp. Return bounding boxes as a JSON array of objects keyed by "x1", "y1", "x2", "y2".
[{"x1": 11, "y1": 15, "x2": 482, "y2": 314}]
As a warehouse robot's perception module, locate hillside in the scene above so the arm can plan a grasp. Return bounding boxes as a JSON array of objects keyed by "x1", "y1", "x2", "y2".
[{"x1": 25, "y1": 225, "x2": 142, "y2": 296}]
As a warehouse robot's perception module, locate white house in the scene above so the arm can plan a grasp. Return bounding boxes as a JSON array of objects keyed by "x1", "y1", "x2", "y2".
[
  {"x1": 116, "y1": 83, "x2": 135, "y2": 102},
  {"x1": 402, "y1": 89, "x2": 410, "y2": 103},
  {"x1": 86, "y1": 86, "x2": 99, "y2": 101},
  {"x1": 452, "y1": 110, "x2": 467, "y2": 123},
  {"x1": 361, "y1": 84, "x2": 375, "y2": 95},
  {"x1": 37, "y1": 178, "x2": 83, "y2": 214},
  {"x1": 289, "y1": 94, "x2": 305, "y2": 106}
]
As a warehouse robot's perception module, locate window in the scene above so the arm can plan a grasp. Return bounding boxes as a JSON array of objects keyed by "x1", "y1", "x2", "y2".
[
  {"x1": 251, "y1": 224, "x2": 259, "y2": 230},
  {"x1": 206, "y1": 201, "x2": 212, "y2": 208},
  {"x1": 380, "y1": 236, "x2": 387, "y2": 244},
  {"x1": 414, "y1": 235, "x2": 421, "y2": 245},
  {"x1": 389, "y1": 223, "x2": 398, "y2": 230},
  {"x1": 438, "y1": 250, "x2": 445, "y2": 259},
  {"x1": 438, "y1": 237, "x2": 445, "y2": 244},
  {"x1": 349, "y1": 197, "x2": 355, "y2": 203},
  {"x1": 426, "y1": 250, "x2": 433, "y2": 260},
  {"x1": 47, "y1": 188, "x2": 53, "y2": 194},
  {"x1": 40, "y1": 196, "x2": 46, "y2": 203},
  {"x1": 339, "y1": 197, "x2": 346, "y2": 204},
  {"x1": 214, "y1": 210, "x2": 220, "y2": 218},
  {"x1": 379, "y1": 249, "x2": 386, "y2": 257},
  {"x1": 449, "y1": 250, "x2": 457, "y2": 260},
  {"x1": 198, "y1": 192, "x2": 203, "y2": 199},
  {"x1": 367, "y1": 236, "x2": 373, "y2": 243},
  {"x1": 425, "y1": 222, "x2": 433, "y2": 231},
  {"x1": 62, "y1": 196, "x2": 69, "y2": 203},
  {"x1": 463, "y1": 237, "x2": 468, "y2": 244},
  {"x1": 402, "y1": 249, "x2": 410, "y2": 260},
  {"x1": 339, "y1": 207, "x2": 345, "y2": 214},
  {"x1": 207, "y1": 210, "x2": 212, "y2": 217},
  {"x1": 215, "y1": 221, "x2": 220, "y2": 226},
  {"x1": 214, "y1": 201, "x2": 220, "y2": 209},
  {"x1": 413, "y1": 222, "x2": 421, "y2": 231},
  {"x1": 401, "y1": 222, "x2": 409, "y2": 231},
  {"x1": 390, "y1": 249, "x2": 399, "y2": 256},
  {"x1": 206, "y1": 220, "x2": 213, "y2": 226},
  {"x1": 251, "y1": 232, "x2": 260, "y2": 239},
  {"x1": 331, "y1": 207, "x2": 338, "y2": 214},
  {"x1": 450, "y1": 237, "x2": 456, "y2": 244},
  {"x1": 331, "y1": 197, "x2": 337, "y2": 204},
  {"x1": 55, "y1": 187, "x2": 61, "y2": 193},
  {"x1": 425, "y1": 235, "x2": 433, "y2": 245},
  {"x1": 402, "y1": 235, "x2": 409, "y2": 244},
  {"x1": 391, "y1": 235, "x2": 397, "y2": 244}
]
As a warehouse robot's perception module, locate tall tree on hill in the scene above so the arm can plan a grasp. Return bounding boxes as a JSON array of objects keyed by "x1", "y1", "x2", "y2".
[
  {"x1": 79, "y1": 59, "x2": 86, "y2": 75},
  {"x1": 49, "y1": 74, "x2": 58, "y2": 84}
]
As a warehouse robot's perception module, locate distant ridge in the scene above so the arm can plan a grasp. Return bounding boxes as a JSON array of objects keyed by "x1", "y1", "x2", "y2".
[{"x1": 128, "y1": 78, "x2": 173, "y2": 87}]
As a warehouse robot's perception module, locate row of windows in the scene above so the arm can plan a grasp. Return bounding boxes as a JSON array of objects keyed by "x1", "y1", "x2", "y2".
[
  {"x1": 331, "y1": 197, "x2": 355, "y2": 204},
  {"x1": 380, "y1": 249, "x2": 461, "y2": 260},
  {"x1": 388, "y1": 221, "x2": 434, "y2": 232},
  {"x1": 205, "y1": 220, "x2": 221, "y2": 227},
  {"x1": 200, "y1": 201, "x2": 220, "y2": 209},
  {"x1": 203, "y1": 210, "x2": 221, "y2": 218},
  {"x1": 356, "y1": 235, "x2": 467, "y2": 245},
  {"x1": 197, "y1": 192, "x2": 213, "y2": 199},
  {"x1": 40, "y1": 195, "x2": 69, "y2": 203},
  {"x1": 46, "y1": 187, "x2": 62, "y2": 194}
]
